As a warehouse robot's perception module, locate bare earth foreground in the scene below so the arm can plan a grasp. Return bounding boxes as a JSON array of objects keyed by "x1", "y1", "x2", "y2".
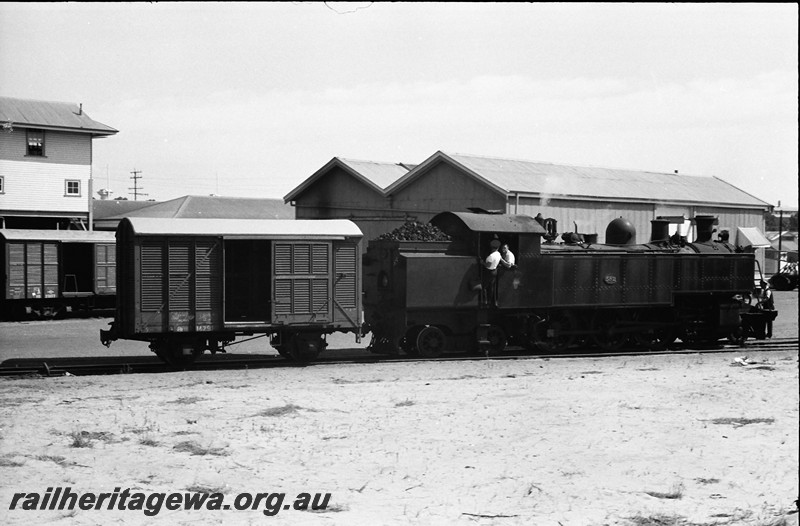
[
  {"x1": 0, "y1": 347, "x2": 796, "y2": 526},
  {"x1": 1, "y1": 291, "x2": 798, "y2": 526}
]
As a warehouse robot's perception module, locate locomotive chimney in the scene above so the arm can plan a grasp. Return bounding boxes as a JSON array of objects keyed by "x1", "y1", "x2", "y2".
[
  {"x1": 693, "y1": 215, "x2": 717, "y2": 243},
  {"x1": 650, "y1": 219, "x2": 671, "y2": 242}
]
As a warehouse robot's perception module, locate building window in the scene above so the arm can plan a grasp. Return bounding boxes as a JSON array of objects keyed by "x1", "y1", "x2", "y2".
[
  {"x1": 0, "y1": 176, "x2": 4, "y2": 194},
  {"x1": 26, "y1": 129, "x2": 45, "y2": 156},
  {"x1": 65, "y1": 180, "x2": 81, "y2": 197}
]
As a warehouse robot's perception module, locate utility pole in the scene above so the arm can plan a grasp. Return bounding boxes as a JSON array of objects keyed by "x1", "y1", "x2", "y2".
[
  {"x1": 128, "y1": 169, "x2": 148, "y2": 201},
  {"x1": 777, "y1": 201, "x2": 783, "y2": 272}
]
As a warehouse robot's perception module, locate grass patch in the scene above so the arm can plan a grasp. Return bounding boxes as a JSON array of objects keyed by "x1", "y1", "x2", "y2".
[
  {"x1": 254, "y1": 404, "x2": 307, "y2": 417},
  {"x1": 139, "y1": 437, "x2": 160, "y2": 447},
  {"x1": 303, "y1": 503, "x2": 348, "y2": 513},
  {"x1": 35, "y1": 455, "x2": 67, "y2": 465},
  {"x1": 626, "y1": 514, "x2": 721, "y2": 526},
  {"x1": 694, "y1": 477, "x2": 720, "y2": 485},
  {"x1": 394, "y1": 399, "x2": 415, "y2": 407},
  {"x1": 185, "y1": 484, "x2": 228, "y2": 494},
  {"x1": 708, "y1": 417, "x2": 775, "y2": 427},
  {"x1": 68, "y1": 430, "x2": 116, "y2": 448},
  {"x1": 0, "y1": 457, "x2": 25, "y2": 467},
  {"x1": 173, "y1": 440, "x2": 228, "y2": 456},
  {"x1": 168, "y1": 396, "x2": 207, "y2": 405},
  {"x1": 645, "y1": 483, "x2": 684, "y2": 500}
]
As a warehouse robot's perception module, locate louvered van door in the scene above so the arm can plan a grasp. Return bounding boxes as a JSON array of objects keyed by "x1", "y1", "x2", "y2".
[
  {"x1": 138, "y1": 241, "x2": 165, "y2": 333},
  {"x1": 94, "y1": 243, "x2": 117, "y2": 294},
  {"x1": 272, "y1": 242, "x2": 331, "y2": 324},
  {"x1": 6, "y1": 243, "x2": 26, "y2": 299},
  {"x1": 332, "y1": 242, "x2": 359, "y2": 328}
]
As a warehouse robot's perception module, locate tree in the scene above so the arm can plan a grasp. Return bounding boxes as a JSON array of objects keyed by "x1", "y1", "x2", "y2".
[{"x1": 764, "y1": 212, "x2": 798, "y2": 231}]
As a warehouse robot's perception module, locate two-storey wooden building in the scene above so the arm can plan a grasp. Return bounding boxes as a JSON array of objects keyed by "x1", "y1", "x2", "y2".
[{"x1": 0, "y1": 97, "x2": 118, "y2": 229}]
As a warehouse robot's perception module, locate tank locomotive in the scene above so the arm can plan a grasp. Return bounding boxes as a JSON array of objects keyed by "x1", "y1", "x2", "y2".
[{"x1": 363, "y1": 212, "x2": 775, "y2": 356}]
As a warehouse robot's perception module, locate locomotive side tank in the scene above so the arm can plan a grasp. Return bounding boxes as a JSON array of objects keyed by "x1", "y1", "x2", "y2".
[
  {"x1": 101, "y1": 217, "x2": 363, "y2": 366},
  {"x1": 1, "y1": 229, "x2": 116, "y2": 319}
]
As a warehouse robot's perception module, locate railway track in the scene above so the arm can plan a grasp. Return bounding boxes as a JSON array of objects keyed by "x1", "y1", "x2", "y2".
[{"x1": 1, "y1": 337, "x2": 796, "y2": 379}]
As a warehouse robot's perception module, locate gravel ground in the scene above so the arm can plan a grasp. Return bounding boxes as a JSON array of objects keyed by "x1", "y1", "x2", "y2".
[{"x1": 0, "y1": 292, "x2": 797, "y2": 526}]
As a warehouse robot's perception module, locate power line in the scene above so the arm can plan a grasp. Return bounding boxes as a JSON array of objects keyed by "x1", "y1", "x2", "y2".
[{"x1": 128, "y1": 169, "x2": 148, "y2": 201}]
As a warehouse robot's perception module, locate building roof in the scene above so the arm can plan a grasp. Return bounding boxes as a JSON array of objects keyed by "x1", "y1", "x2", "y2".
[
  {"x1": 93, "y1": 200, "x2": 161, "y2": 220},
  {"x1": 93, "y1": 195, "x2": 295, "y2": 231},
  {"x1": 284, "y1": 157, "x2": 414, "y2": 201},
  {"x1": 386, "y1": 151, "x2": 772, "y2": 210},
  {"x1": 101, "y1": 195, "x2": 294, "y2": 220},
  {"x1": 0, "y1": 97, "x2": 118, "y2": 136},
  {"x1": 0, "y1": 229, "x2": 116, "y2": 243},
  {"x1": 766, "y1": 231, "x2": 799, "y2": 252},
  {"x1": 120, "y1": 217, "x2": 362, "y2": 239}
]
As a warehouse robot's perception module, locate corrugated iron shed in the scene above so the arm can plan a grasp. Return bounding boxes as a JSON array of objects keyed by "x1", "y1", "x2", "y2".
[
  {"x1": 386, "y1": 151, "x2": 771, "y2": 209},
  {"x1": 122, "y1": 217, "x2": 362, "y2": 238},
  {"x1": 284, "y1": 157, "x2": 414, "y2": 201},
  {"x1": 0, "y1": 97, "x2": 118, "y2": 136}
]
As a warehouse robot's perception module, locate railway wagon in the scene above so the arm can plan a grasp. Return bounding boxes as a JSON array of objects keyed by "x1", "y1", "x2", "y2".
[
  {"x1": 363, "y1": 211, "x2": 767, "y2": 357},
  {"x1": 1, "y1": 229, "x2": 116, "y2": 319},
  {"x1": 100, "y1": 217, "x2": 363, "y2": 366}
]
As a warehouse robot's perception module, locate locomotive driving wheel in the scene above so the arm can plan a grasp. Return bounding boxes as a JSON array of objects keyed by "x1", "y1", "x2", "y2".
[
  {"x1": 631, "y1": 310, "x2": 677, "y2": 351},
  {"x1": 415, "y1": 325, "x2": 446, "y2": 358},
  {"x1": 590, "y1": 310, "x2": 629, "y2": 351},
  {"x1": 529, "y1": 312, "x2": 576, "y2": 353}
]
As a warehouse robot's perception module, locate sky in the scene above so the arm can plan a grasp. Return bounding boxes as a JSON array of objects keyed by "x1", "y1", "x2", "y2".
[{"x1": 1, "y1": 2, "x2": 798, "y2": 208}]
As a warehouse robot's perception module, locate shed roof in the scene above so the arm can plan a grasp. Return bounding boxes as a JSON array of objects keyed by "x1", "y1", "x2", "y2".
[
  {"x1": 431, "y1": 211, "x2": 546, "y2": 235},
  {"x1": 0, "y1": 97, "x2": 118, "y2": 136},
  {"x1": 94, "y1": 200, "x2": 161, "y2": 220},
  {"x1": 120, "y1": 218, "x2": 362, "y2": 238},
  {"x1": 0, "y1": 229, "x2": 116, "y2": 243},
  {"x1": 284, "y1": 157, "x2": 414, "y2": 201},
  {"x1": 101, "y1": 195, "x2": 294, "y2": 220},
  {"x1": 387, "y1": 151, "x2": 772, "y2": 210}
]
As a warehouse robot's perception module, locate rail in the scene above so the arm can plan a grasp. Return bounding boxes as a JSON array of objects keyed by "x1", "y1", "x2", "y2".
[{"x1": 0, "y1": 337, "x2": 796, "y2": 378}]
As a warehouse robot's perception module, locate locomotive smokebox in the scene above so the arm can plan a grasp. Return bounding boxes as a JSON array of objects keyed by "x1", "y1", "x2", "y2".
[
  {"x1": 605, "y1": 218, "x2": 636, "y2": 245},
  {"x1": 694, "y1": 215, "x2": 717, "y2": 243},
  {"x1": 650, "y1": 219, "x2": 671, "y2": 243}
]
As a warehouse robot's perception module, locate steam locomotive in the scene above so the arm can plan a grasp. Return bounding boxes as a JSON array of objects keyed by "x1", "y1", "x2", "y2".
[{"x1": 363, "y1": 212, "x2": 775, "y2": 357}]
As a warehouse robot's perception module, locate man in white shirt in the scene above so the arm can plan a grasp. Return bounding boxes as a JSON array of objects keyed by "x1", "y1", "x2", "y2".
[
  {"x1": 500, "y1": 244, "x2": 516, "y2": 268},
  {"x1": 483, "y1": 240, "x2": 502, "y2": 306}
]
